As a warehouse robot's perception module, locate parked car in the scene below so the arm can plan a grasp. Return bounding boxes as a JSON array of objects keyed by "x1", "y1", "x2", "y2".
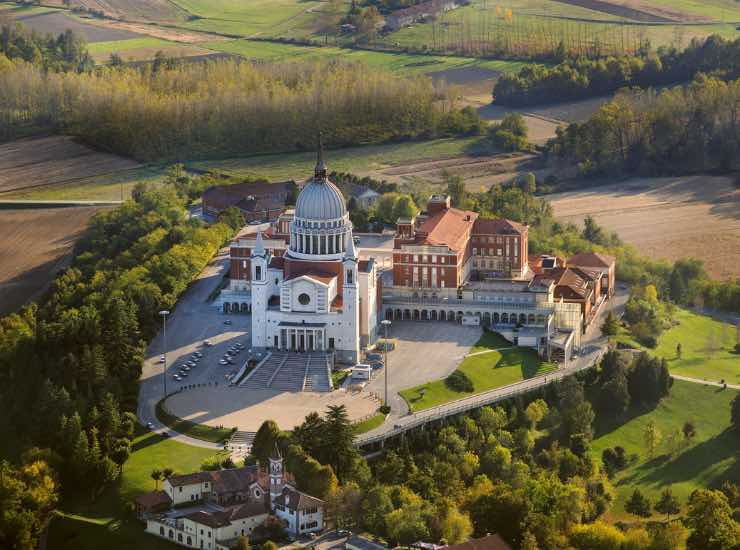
[
  {"x1": 159, "y1": 355, "x2": 166, "y2": 363},
  {"x1": 173, "y1": 374, "x2": 181, "y2": 381},
  {"x1": 194, "y1": 351, "x2": 203, "y2": 358},
  {"x1": 226, "y1": 358, "x2": 235, "y2": 364},
  {"x1": 204, "y1": 340, "x2": 214, "y2": 347},
  {"x1": 370, "y1": 362, "x2": 383, "y2": 370},
  {"x1": 179, "y1": 371, "x2": 189, "y2": 378},
  {"x1": 366, "y1": 352, "x2": 383, "y2": 362},
  {"x1": 146, "y1": 422, "x2": 154, "y2": 430},
  {"x1": 187, "y1": 361, "x2": 196, "y2": 367},
  {"x1": 219, "y1": 359, "x2": 228, "y2": 365},
  {"x1": 224, "y1": 319, "x2": 232, "y2": 325},
  {"x1": 235, "y1": 343, "x2": 244, "y2": 349}
]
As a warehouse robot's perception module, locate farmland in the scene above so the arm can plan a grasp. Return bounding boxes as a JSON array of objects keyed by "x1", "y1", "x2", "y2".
[
  {"x1": 590, "y1": 380, "x2": 739, "y2": 519},
  {"x1": 0, "y1": 206, "x2": 106, "y2": 316},
  {"x1": 0, "y1": 136, "x2": 145, "y2": 198},
  {"x1": 549, "y1": 175, "x2": 740, "y2": 281}
]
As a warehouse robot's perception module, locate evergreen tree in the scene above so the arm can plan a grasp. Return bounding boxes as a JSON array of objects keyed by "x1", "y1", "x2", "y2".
[
  {"x1": 625, "y1": 489, "x2": 652, "y2": 518},
  {"x1": 654, "y1": 487, "x2": 680, "y2": 519}
]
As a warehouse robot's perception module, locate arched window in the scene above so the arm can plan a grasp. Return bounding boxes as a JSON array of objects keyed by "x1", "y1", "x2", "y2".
[
  {"x1": 160, "y1": 526, "x2": 164, "y2": 536},
  {"x1": 346, "y1": 269, "x2": 353, "y2": 284},
  {"x1": 255, "y1": 265, "x2": 262, "y2": 281}
]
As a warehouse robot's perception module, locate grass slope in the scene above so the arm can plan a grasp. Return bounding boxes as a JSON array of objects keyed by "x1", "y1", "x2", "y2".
[
  {"x1": 190, "y1": 137, "x2": 482, "y2": 181},
  {"x1": 400, "y1": 331, "x2": 556, "y2": 411},
  {"x1": 48, "y1": 429, "x2": 224, "y2": 550},
  {"x1": 202, "y1": 39, "x2": 528, "y2": 76},
  {"x1": 652, "y1": 309, "x2": 739, "y2": 384},
  {"x1": 156, "y1": 398, "x2": 234, "y2": 443},
  {"x1": 354, "y1": 412, "x2": 386, "y2": 435},
  {"x1": 590, "y1": 380, "x2": 739, "y2": 519}
]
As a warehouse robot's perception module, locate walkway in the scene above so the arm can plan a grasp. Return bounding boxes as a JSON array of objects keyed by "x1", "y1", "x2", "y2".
[{"x1": 671, "y1": 374, "x2": 740, "y2": 390}]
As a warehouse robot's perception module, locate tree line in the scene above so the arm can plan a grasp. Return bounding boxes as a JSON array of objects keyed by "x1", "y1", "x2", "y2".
[
  {"x1": 0, "y1": 186, "x2": 237, "y2": 548},
  {"x1": 493, "y1": 35, "x2": 740, "y2": 106},
  {"x1": 0, "y1": 20, "x2": 93, "y2": 72},
  {"x1": 545, "y1": 75, "x2": 740, "y2": 176},
  {"x1": 0, "y1": 52, "x2": 481, "y2": 160}
]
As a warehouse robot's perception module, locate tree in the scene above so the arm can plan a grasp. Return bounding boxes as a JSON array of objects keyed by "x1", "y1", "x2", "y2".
[
  {"x1": 600, "y1": 311, "x2": 619, "y2": 337},
  {"x1": 731, "y1": 394, "x2": 740, "y2": 434},
  {"x1": 235, "y1": 536, "x2": 251, "y2": 550},
  {"x1": 643, "y1": 420, "x2": 662, "y2": 459},
  {"x1": 582, "y1": 215, "x2": 605, "y2": 245},
  {"x1": 108, "y1": 52, "x2": 124, "y2": 67},
  {"x1": 218, "y1": 207, "x2": 244, "y2": 231},
  {"x1": 525, "y1": 399, "x2": 549, "y2": 429},
  {"x1": 151, "y1": 469, "x2": 162, "y2": 490},
  {"x1": 392, "y1": 195, "x2": 419, "y2": 224},
  {"x1": 569, "y1": 522, "x2": 624, "y2": 550},
  {"x1": 321, "y1": 405, "x2": 359, "y2": 483},
  {"x1": 654, "y1": 487, "x2": 680, "y2": 519},
  {"x1": 110, "y1": 439, "x2": 131, "y2": 475},
  {"x1": 439, "y1": 506, "x2": 473, "y2": 544},
  {"x1": 252, "y1": 420, "x2": 282, "y2": 466},
  {"x1": 625, "y1": 489, "x2": 652, "y2": 518},
  {"x1": 444, "y1": 172, "x2": 467, "y2": 208},
  {"x1": 685, "y1": 489, "x2": 740, "y2": 550}
]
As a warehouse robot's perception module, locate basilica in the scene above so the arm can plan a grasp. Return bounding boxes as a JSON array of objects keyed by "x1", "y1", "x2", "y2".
[{"x1": 245, "y1": 151, "x2": 379, "y2": 364}]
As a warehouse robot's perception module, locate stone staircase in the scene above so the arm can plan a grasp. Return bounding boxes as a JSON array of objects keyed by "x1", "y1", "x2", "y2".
[{"x1": 240, "y1": 352, "x2": 331, "y2": 393}]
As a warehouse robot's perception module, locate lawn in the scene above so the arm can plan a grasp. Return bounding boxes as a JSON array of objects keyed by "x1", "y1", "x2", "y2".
[
  {"x1": 49, "y1": 428, "x2": 224, "y2": 550},
  {"x1": 189, "y1": 137, "x2": 482, "y2": 182},
  {"x1": 400, "y1": 331, "x2": 557, "y2": 412},
  {"x1": 156, "y1": 398, "x2": 235, "y2": 443},
  {"x1": 590, "y1": 380, "x2": 739, "y2": 519},
  {"x1": 651, "y1": 309, "x2": 739, "y2": 385},
  {"x1": 202, "y1": 39, "x2": 528, "y2": 76},
  {"x1": 353, "y1": 412, "x2": 386, "y2": 435}
]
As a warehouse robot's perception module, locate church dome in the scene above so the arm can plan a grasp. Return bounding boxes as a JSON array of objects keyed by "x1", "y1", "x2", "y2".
[{"x1": 295, "y1": 177, "x2": 346, "y2": 221}]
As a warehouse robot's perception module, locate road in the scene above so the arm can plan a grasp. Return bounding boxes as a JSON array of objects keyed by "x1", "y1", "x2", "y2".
[
  {"x1": 356, "y1": 287, "x2": 629, "y2": 446},
  {"x1": 671, "y1": 374, "x2": 740, "y2": 390}
]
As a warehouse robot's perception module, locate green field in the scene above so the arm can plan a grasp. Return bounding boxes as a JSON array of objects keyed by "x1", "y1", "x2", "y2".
[
  {"x1": 652, "y1": 309, "x2": 739, "y2": 385},
  {"x1": 49, "y1": 429, "x2": 224, "y2": 550},
  {"x1": 400, "y1": 331, "x2": 557, "y2": 412},
  {"x1": 190, "y1": 136, "x2": 481, "y2": 181},
  {"x1": 590, "y1": 380, "x2": 739, "y2": 519},
  {"x1": 202, "y1": 39, "x2": 528, "y2": 76},
  {"x1": 167, "y1": 0, "x2": 326, "y2": 37}
]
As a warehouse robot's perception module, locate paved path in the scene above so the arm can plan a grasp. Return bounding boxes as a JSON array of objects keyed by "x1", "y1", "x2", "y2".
[
  {"x1": 671, "y1": 374, "x2": 740, "y2": 390},
  {"x1": 465, "y1": 347, "x2": 514, "y2": 358},
  {"x1": 356, "y1": 288, "x2": 629, "y2": 446}
]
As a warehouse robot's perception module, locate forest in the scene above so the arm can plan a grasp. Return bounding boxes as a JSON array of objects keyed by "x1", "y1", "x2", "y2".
[
  {"x1": 0, "y1": 20, "x2": 94, "y2": 72},
  {"x1": 248, "y1": 353, "x2": 737, "y2": 550},
  {"x1": 0, "y1": 185, "x2": 238, "y2": 549},
  {"x1": 493, "y1": 35, "x2": 740, "y2": 106},
  {"x1": 0, "y1": 51, "x2": 480, "y2": 160},
  {"x1": 545, "y1": 76, "x2": 740, "y2": 177}
]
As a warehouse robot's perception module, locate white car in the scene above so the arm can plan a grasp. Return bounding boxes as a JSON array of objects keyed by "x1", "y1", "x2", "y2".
[
  {"x1": 173, "y1": 374, "x2": 181, "y2": 381},
  {"x1": 219, "y1": 359, "x2": 228, "y2": 365},
  {"x1": 159, "y1": 355, "x2": 166, "y2": 363}
]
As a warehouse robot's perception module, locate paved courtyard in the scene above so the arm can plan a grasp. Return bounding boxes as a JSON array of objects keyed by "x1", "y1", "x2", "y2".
[
  {"x1": 365, "y1": 321, "x2": 483, "y2": 414},
  {"x1": 166, "y1": 386, "x2": 379, "y2": 431}
]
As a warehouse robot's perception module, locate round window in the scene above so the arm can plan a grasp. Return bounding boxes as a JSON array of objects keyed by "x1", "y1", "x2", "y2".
[{"x1": 298, "y1": 293, "x2": 311, "y2": 305}]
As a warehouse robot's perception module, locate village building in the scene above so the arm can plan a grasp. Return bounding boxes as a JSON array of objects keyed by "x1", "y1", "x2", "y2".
[
  {"x1": 385, "y1": 0, "x2": 460, "y2": 31},
  {"x1": 202, "y1": 180, "x2": 297, "y2": 223},
  {"x1": 137, "y1": 450, "x2": 325, "y2": 549}
]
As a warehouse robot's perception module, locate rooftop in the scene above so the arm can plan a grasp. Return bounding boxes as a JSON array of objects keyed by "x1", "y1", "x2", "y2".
[
  {"x1": 568, "y1": 251, "x2": 615, "y2": 269},
  {"x1": 412, "y1": 207, "x2": 478, "y2": 252}
]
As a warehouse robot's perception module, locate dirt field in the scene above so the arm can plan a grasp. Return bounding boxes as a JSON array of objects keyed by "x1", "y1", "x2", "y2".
[
  {"x1": 0, "y1": 206, "x2": 105, "y2": 316},
  {"x1": 14, "y1": 10, "x2": 139, "y2": 41},
  {"x1": 0, "y1": 136, "x2": 141, "y2": 195},
  {"x1": 550, "y1": 0, "x2": 713, "y2": 22},
  {"x1": 42, "y1": 0, "x2": 189, "y2": 22},
  {"x1": 549, "y1": 175, "x2": 740, "y2": 280}
]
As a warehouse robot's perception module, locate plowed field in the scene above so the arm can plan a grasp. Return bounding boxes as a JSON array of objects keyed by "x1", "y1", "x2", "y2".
[{"x1": 549, "y1": 175, "x2": 740, "y2": 280}]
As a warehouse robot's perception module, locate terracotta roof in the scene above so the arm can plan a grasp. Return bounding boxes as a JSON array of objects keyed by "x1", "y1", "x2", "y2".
[
  {"x1": 285, "y1": 270, "x2": 336, "y2": 285},
  {"x1": 186, "y1": 501, "x2": 269, "y2": 529},
  {"x1": 538, "y1": 267, "x2": 593, "y2": 299},
  {"x1": 569, "y1": 266, "x2": 603, "y2": 282},
  {"x1": 185, "y1": 510, "x2": 231, "y2": 528},
  {"x1": 472, "y1": 218, "x2": 526, "y2": 235},
  {"x1": 207, "y1": 466, "x2": 261, "y2": 495},
  {"x1": 274, "y1": 487, "x2": 324, "y2": 511},
  {"x1": 135, "y1": 491, "x2": 171, "y2": 508},
  {"x1": 568, "y1": 252, "x2": 615, "y2": 269},
  {"x1": 331, "y1": 294, "x2": 343, "y2": 311},
  {"x1": 414, "y1": 207, "x2": 478, "y2": 252},
  {"x1": 167, "y1": 472, "x2": 210, "y2": 487},
  {"x1": 445, "y1": 534, "x2": 512, "y2": 550}
]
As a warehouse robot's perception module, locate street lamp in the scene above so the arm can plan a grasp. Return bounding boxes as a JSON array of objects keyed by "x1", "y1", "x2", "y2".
[
  {"x1": 159, "y1": 310, "x2": 170, "y2": 399},
  {"x1": 381, "y1": 319, "x2": 391, "y2": 407}
]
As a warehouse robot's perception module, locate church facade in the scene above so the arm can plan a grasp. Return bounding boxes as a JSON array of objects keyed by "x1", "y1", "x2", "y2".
[{"x1": 247, "y1": 152, "x2": 380, "y2": 364}]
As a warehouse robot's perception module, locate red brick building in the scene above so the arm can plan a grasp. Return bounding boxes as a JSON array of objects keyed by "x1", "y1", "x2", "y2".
[{"x1": 392, "y1": 194, "x2": 529, "y2": 288}]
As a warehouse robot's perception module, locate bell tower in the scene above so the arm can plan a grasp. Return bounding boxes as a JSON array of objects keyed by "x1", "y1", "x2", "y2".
[
  {"x1": 268, "y1": 445, "x2": 284, "y2": 504},
  {"x1": 251, "y1": 231, "x2": 269, "y2": 350},
  {"x1": 341, "y1": 231, "x2": 360, "y2": 363}
]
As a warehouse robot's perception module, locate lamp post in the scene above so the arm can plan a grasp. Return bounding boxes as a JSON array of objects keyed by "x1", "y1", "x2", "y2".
[
  {"x1": 381, "y1": 319, "x2": 391, "y2": 407},
  {"x1": 159, "y1": 310, "x2": 170, "y2": 399}
]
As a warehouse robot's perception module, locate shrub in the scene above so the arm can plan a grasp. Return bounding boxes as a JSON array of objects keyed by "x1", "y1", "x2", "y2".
[{"x1": 446, "y1": 370, "x2": 474, "y2": 393}]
